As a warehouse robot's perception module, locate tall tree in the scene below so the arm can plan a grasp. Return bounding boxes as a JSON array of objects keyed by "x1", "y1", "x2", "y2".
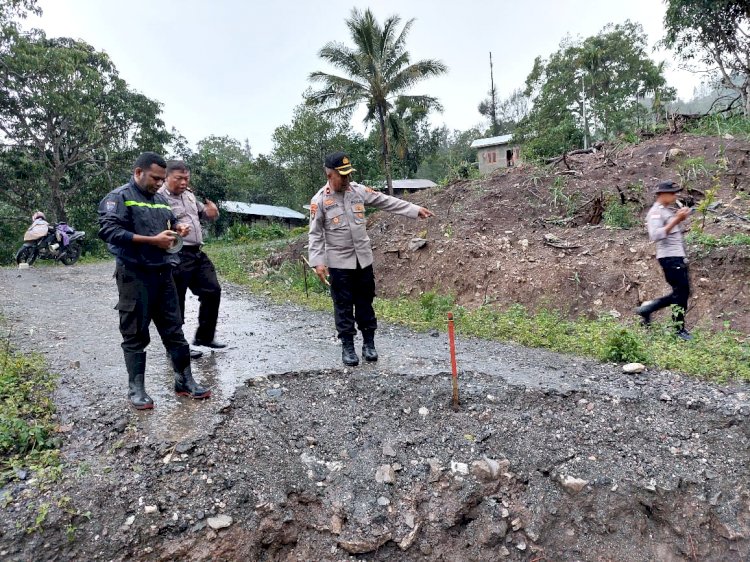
[
  {"x1": 516, "y1": 21, "x2": 674, "y2": 159},
  {"x1": 273, "y1": 103, "x2": 363, "y2": 206},
  {"x1": 478, "y1": 52, "x2": 500, "y2": 135},
  {"x1": 663, "y1": 0, "x2": 750, "y2": 116},
  {"x1": 307, "y1": 8, "x2": 447, "y2": 195},
  {"x1": 0, "y1": 32, "x2": 169, "y2": 221}
]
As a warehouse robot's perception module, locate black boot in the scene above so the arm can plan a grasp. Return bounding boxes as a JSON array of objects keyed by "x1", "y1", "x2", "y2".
[
  {"x1": 635, "y1": 300, "x2": 656, "y2": 326},
  {"x1": 170, "y1": 345, "x2": 211, "y2": 399},
  {"x1": 124, "y1": 351, "x2": 153, "y2": 410},
  {"x1": 341, "y1": 337, "x2": 359, "y2": 367},
  {"x1": 361, "y1": 331, "x2": 378, "y2": 362},
  {"x1": 175, "y1": 365, "x2": 211, "y2": 399}
]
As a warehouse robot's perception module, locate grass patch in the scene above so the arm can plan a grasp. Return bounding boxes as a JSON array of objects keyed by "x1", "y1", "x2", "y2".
[
  {"x1": 207, "y1": 239, "x2": 750, "y2": 383},
  {"x1": 686, "y1": 114, "x2": 750, "y2": 139},
  {"x1": 0, "y1": 337, "x2": 61, "y2": 484},
  {"x1": 686, "y1": 230, "x2": 750, "y2": 257}
]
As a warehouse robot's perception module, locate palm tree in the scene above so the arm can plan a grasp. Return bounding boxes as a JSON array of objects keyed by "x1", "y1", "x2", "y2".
[{"x1": 308, "y1": 8, "x2": 447, "y2": 194}]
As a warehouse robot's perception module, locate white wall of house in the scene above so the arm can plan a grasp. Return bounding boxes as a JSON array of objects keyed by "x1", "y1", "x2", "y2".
[{"x1": 477, "y1": 144, "x2": 521, "y2": 174}]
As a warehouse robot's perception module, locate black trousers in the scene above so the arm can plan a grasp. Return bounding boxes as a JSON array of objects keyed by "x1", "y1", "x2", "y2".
[
  {"x1": 173, "y1": 248, "x2": 222, "y2": 342},
  {"x1": 114, "y1": 263, "x2": 188, "y2": 361},
  {"x1": 645, "y1": 256, "x2": 691, "y2": 328},
  {"x1": 329, "y1": 263, "x2": 377, "y2": 339}
]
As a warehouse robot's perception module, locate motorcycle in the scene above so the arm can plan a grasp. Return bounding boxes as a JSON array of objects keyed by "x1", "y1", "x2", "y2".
[{"x1": 16, "y1": 223, "x2": 86, "y2": 266}]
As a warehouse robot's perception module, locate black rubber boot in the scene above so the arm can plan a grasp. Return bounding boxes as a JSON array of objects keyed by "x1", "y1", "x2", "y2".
[
  {"x1": 361, "y1": 331, "x2": 378, "y2": 362},
  {"x1": 341, "y1": 337, "x2": 359, "y2": 367},
  {"x1": 170, "y1": 345, "x2": 211, "y2": 399},
  {"x1": 125, "y1": 351, "x2": 153, "y2": 410},
  {"x1": 175, "y1": 365, "x2": 211, "y2": 399},
  {"x1": 635, "y1": 300, "x2": 656, "y2": 326}
]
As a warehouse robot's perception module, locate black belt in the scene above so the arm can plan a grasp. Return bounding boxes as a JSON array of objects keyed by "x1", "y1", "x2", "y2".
[{"x1": 180, "y1": 245, "x2": 203, "y2": 253}]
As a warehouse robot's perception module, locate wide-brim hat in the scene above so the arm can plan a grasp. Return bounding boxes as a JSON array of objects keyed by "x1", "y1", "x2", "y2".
[
  {"x1": 654, "y1": 180, "x2": 682, "y2": 194},
  {"x1": 325, "y1": 151, "x2": 356, "y2": 175}
]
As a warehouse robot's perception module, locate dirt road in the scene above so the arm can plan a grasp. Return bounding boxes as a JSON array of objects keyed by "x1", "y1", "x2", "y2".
[{"x1": 1, "y1": 262, "x2": 749, "y2": 560}]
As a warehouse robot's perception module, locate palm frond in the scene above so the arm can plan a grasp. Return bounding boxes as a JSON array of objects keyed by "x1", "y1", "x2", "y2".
[{"x1": 388, "y1": 59, "x2": 448, "y2": 94}]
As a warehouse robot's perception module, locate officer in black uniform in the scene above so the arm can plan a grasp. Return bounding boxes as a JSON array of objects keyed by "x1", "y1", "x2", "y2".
[{"x1": 98, "y1": 152, "x2": 211, "y2": 410}]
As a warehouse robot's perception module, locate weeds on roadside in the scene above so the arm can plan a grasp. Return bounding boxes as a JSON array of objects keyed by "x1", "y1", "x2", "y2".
[{"x1": 0, "y1": 340, "x2": 60, "y2": 483}]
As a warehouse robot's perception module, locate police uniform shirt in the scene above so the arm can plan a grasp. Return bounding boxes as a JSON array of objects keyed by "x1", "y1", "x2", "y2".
[
  {"x1": 646, "y1": 202, "x2": 686, "y2": 259},
  {"x1": 308, "y1": 182, "x2": 420, "y2": 269},
  {"x1": 157, "y1": 186, "x2": 207, "y2": 246}
]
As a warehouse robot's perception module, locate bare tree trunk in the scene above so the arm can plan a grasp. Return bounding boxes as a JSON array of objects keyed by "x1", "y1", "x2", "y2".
[
  {"x1": 50, "y1": 173, "x2": 68, "y2": 223},
  {"x1": 745, "y1": 83, "x2": 750, "y2": 118},
  {"x1": 377, "y1": 105, "x2": 393, "y2": 195}
]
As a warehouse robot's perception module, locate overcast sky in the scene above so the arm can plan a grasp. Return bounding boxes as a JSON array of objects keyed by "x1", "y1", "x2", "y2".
[{"x1": 29, "y1": 0, "x2": 703, "y2": 155}]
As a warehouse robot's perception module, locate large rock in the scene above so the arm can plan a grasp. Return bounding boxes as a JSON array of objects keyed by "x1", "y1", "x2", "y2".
[
  {"x1": 338, "y1": 533, "x2": 392, "y2": 554},
  {"x1": 623, "y1": 362, "x2": 646, "y2": 374},
  {"x1": 375, "y1": 464, "x2": 396, "y2": 484},
  {"x1": 207, "y1": 514, "x2": 233, "y2": 530},
  {"x1": 559, "y1": 474, "x2": 589, "y2": 495}
]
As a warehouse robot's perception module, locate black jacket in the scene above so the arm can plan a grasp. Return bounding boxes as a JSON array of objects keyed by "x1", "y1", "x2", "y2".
[{"x1": 98, "y1": 179, "x2": 178, "y2": 267}]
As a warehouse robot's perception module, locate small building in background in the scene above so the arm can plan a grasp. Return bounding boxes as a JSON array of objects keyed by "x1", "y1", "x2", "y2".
[
  {"x1": 390, "y1": 179, "x2": 438, "y2": 196},
  {"x1": 220, "y1": 201, "x2": 307, "y2": 228},
  {"x1": 470, "y1": 134, "x2": 521, "y2": 175}
]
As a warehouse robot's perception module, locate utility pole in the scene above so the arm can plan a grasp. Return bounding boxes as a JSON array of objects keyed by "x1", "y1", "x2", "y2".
[{"x1": 489, "y1": 52, "x2": 499, "y2": 136}]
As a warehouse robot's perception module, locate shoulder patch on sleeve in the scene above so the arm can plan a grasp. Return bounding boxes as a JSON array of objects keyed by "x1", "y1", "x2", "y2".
[{"x1": 105, "y1": 200, "x2": 117, "y2": 212}]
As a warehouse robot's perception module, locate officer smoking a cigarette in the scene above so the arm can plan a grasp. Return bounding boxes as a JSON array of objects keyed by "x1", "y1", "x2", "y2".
[{"x1": 308, "y1": 152, "x2": 434, "y2": 366}]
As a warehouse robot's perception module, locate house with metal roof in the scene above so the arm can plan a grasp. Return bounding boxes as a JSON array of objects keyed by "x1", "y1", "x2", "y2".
[
  {"x1": 219, "y1": 201, "x2": 307, "y2": 227},
  {"x1": 390, "y1": 179, "x2": 438, "y2": 195},
  {"x1": 470, "y1": 134, "x2": 521, "y2": 175}
]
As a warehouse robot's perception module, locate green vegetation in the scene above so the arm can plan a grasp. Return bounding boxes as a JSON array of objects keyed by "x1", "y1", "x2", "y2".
[
  {"x1": 686, "y1": 114, "x2": 750, "y2": 139},
  {"x1": 306, "y1": 7, "x2": 447, "y2": 194},
  {"x1": 686, "y1": 230, "x2": 750, "y2": 258},
  {"x1": 0, "y1": 338, "x2": 60, "y2": 484},
  {"x1": 207, "y1": 239, "x2": 750, "y2": 383},
  {"x1": 603, "y1": 199, "x2": 638, "y2": 229}
]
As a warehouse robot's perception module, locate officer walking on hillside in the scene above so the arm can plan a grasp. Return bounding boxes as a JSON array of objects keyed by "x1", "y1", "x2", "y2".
[
  {"x1": 98, "y1": 152, "x2": 211, "y2": 410},
  {"x1": 158, "y1": 160, "x2": 226, "y2": 357},
  {"x1": 309, "y1": 152, "x2": 434, "y2": 366},
  {"x1": 636, "y1": 180, "x2": 693, "y2": 340}
]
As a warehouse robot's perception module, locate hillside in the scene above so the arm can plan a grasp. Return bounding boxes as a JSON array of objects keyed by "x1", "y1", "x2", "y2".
[{"x1": 364, "y1": 133, "x2": 750, "y2": 334}]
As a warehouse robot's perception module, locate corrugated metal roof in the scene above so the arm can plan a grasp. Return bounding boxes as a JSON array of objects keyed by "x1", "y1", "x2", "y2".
[
  {"x1": 391, "y1": 179, "x2": 438, "y2": 190},
  {"x1": 470, "y1": 134, "x2": 514, "y2": 149},
  {"x1": 220, "y1": 201, "x2": 306, "y2": 220}
]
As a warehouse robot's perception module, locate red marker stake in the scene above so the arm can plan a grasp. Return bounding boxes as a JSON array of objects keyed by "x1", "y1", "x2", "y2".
[{"x1": 448, "y1": 311, "x2": 459, "y2": 410}]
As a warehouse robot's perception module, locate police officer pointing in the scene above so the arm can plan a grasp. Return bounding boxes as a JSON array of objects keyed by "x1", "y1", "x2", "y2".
[
  {"x1": 98, "y1": 152, "x2": 211, "y2": 409},
  {"x1": 309, "y1": 152, "x2": 434, "y2": 366},
  {"x1": 636, "y1": 180, "x2": 692, "y2": 340}
]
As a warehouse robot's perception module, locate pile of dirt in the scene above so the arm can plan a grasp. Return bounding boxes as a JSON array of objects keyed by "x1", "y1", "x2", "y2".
[
  {"x1": 346, "y1": 133, "x2": 750, "y2": 333},
  {"x1": 2, "y1": 368, "x2": 748, "y2": 561}
]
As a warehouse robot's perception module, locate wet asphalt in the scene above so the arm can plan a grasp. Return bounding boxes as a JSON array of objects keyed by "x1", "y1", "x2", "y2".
[{"x1": 0, "y1": 261, "x2": 747, "y2": 443}]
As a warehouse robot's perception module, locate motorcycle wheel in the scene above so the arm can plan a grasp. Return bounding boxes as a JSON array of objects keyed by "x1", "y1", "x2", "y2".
[
  {"x1": 16, "y1": 245, "x2": 37, "y2": 266},
  {"x1": 60, "y1": 243, "x2": 82, "y2": 266}
]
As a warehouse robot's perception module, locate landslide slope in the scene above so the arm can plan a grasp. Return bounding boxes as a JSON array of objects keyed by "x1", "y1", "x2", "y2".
[{"x1": 367, "y1": 133, "x2": 750, "y2": 333}]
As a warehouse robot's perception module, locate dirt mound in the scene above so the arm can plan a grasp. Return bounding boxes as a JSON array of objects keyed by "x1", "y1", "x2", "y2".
[
  {"x1": 362, "y1": 133, "x2": 750, "y2": 333},
  {"x1": 3, "y1": 369, "x2": 748, "y2": 561}
]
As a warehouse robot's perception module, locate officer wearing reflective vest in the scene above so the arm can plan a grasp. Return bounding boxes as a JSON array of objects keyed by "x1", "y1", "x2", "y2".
[
  {"x1": 98, "y1": 152, "x2": 211, "y2": 409},
  {"x1": 309, "y1": 152, "x2": 434, "y2": 366}
]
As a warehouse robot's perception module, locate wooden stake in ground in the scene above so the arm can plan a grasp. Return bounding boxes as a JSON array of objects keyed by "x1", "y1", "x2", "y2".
[{"x1": 448, "y1": 312, "x2": 459, "y2": 410}]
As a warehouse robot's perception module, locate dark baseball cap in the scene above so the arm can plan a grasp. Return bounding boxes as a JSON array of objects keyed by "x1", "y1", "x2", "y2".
[
  {"x1": 654, "y1": 180, "x2": 682, "y2": 194},
  {"x1": 324, "y1": 152, "x2": 356, "y2": 175}
]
